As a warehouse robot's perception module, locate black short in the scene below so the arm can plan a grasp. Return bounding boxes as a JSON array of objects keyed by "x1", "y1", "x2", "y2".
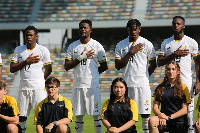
[
  {"x1": 159, "y1": 121, "x2": 188, "y2": 133},
  {"x1": 48, "y1": 125, "x2": 71, "y2": 133}
]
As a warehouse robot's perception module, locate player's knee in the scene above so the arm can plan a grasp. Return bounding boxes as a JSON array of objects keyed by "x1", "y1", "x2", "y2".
[
  {"x1": 141, "y1": 114, "x2": 150, "y2": 118},
  {"x1": 7, "y1": 124, "x2": 18, "y2": 133},
  {"x1": 148, "y1": 116, "x2": 159, "y2": 128},
  {"x1": 19, "y1": 116, "x2": 27, "y2": 122},
  {"x1": 56, "y1": 124, "x2": 68, "y2": 133}
]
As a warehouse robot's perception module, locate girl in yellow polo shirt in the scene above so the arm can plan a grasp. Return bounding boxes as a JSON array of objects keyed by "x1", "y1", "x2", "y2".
[{"x1": 100, "y1": 77, "x2": 138, "y2": 133}]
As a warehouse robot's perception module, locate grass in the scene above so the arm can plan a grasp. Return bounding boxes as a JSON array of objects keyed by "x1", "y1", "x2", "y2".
[{"x1": 26, "y1": 98, "x2": 199, "y2": 133}]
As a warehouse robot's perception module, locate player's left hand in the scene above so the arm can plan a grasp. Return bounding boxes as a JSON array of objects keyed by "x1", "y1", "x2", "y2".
[
  {"x1": 45, "y1": 123, "x2": 54, "y2": 132},
  {"x1": 193, "y1": 82, "x2": 200, "y2": 95}
]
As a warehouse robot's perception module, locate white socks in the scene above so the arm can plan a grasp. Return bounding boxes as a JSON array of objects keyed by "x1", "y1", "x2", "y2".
[
  {"x1": 93, "y1": 116, "x2": 102, "y2": 133},
  {"x1": 188, "y1": 111, "x2": 195, "y2": 133},
  {"x1": 75, "y1": 116, "x2": 84, "y2": 133},
  {"x1": 19, "y1": 121, "x2": 27, "y2": 133},
  {"x1": 142, "y1": 117, "x2": 149, "y2": 133}
]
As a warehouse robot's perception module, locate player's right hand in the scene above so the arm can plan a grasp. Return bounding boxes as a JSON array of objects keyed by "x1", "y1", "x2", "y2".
[
  {"x1": 129, "y1": 43, "x2": 144, "y2": 54},
  {"x1": 174, "y1": 45, "x2": 189, "y2": 57},
  {"x1": 26, "y1": 53, "x2": 40, "y2": 64},
  {"x1": 86, "y1": 49, "x2": 95, "y2": 59}
]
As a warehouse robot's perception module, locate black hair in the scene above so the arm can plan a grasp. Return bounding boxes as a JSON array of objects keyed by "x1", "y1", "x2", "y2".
[
  {"x1": 0, "y1": 80, "x2": 6, "y2": 90},
  {"x1": 126, "y1": 19, "x2": 141, "y2": 28},
  {"x1": 107, "y1": 77, "x2": 130, "y2": 111},
  {"x1": 79, "y1": 19, "x2": 92, "y2": 29},
  {"x1": 173, "y1": 16, "x2": 185, "y2": 23},
  {"x1": 45, "y1": 77, "x2": 60, "y2": 87},
  {"x1": 25, "y1": 26, "x2": 38, "y2": 35}
]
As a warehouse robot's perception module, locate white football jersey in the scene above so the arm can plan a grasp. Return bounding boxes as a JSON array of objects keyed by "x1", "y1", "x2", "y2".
[
  {"x1": 65, "y1": 38, "x2": 107, "y2": 88},
  {"x1": 159, "y1": 35, "x2": 199, "y2": 90},
  {"x1": 11, "y1": 44, "x2": 51, "y2": 90},
  {"x1": 115, "y1": 36, "x2": 156, "y2": 87},
  {"x1": 0, "y1": 53, "x2": 2, "y2": 65}
]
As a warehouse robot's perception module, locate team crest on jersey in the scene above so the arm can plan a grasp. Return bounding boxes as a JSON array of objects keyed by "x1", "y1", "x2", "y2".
[
  {"x1": 144, "y1": 100, "x2": 149, "y2": 106},
  {"x1": 95, "y1": 102, "x2": 99, "y2": 108}
]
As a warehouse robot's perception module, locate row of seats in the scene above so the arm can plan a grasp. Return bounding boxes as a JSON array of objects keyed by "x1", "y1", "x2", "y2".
[
  {"x1": 0, "y1": 0, "x2": 33, "y2": 22},
  {"x1": 37, "y1": 0, "x2": 135, "y2": 22},
  {"x1": 146, "y1": 0, "x2": 200, "y2": 19}
]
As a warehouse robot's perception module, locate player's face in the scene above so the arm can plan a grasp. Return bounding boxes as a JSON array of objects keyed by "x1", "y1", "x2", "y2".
[
  {"x1": 25, "y1": 30, "x2": 38, "y2": 45},
  {"x1": 113, "y1": 81, "x2": 126, "y2": 100},
  {"x1": 79, "y1": 23, "x2": 92, "y2": 39},
  {"x1": 0, "y1": 88, "x2": 7, "y2": 102},
  {"x1": 166, "y1": 63, "x2": 180, "y2": 80},
  {"x1": 45, "y1": 84, "x2": 59, "y2": 97},
  {"x1": 172, "y1": 18, "x2": 185, "y2": 35},
  {"x1": 127, "y1": 25, "x2": 141, "y2": 41}
]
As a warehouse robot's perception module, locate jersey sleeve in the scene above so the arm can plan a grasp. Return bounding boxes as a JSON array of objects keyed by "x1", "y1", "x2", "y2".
[
  {"x1": 158, "y1": 40, "x2": 166, "y2": 57},
  {"x1": 147, "y1": 42, "x2": 157, "y2": 61},
  {"x1": 195, "y1": 94, "x2": 200, "y2": 110},
  {"x1": 97, "y1": 44, "x2": 107, "y2": 63},
  {"x1": 42, "y1": 47, "x2": 51, "y2": 66},
  {"x1": 100, "y1": 99, "x2": 109, "y2": 120},
  {"x1": 130, "y1": 99, "x2": 138, "y2": 121},
  {"x1": 0, "y1": 53, "x2": 2, "y2": 66},
  {"x1": 11, "y1": 46, "x2": 19, "y2": 64},
  {"x1": 7, "y1": 96, "x2": 20, "y2": 116},
  {"x1": 182, "y1": 83, "x2": 191, "y2": 104},
  {"x1": 64, "y1": 98, "x2": 73, "y2": 121},
  {"x1": 65, "y1": 44, "x2": 73, "y2": 61},
  {"x1": 34, "y1": 101, "x2": 43, "y2": 125},
  {"x1": 190, "y1": 39, "x2": 199, "y2": 58},
  {"x1": 115, "y1": 44, "x2": 122, "y2": 60}
]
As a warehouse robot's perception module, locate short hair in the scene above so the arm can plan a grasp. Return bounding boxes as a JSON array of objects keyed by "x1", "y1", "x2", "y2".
[
  {"x1": 0, "y1": 81, "x2": 6, "y2": 90},
  {"x1": 126, "y1": 19, "x2": 141, "y2": 28},
  {"x1": 45, "y1": 77, "x2": 60, "y2": 87},
  {"x1": 173, "y1": 16, "x2": 185, "y2": 23},
  {"x1": 25, "y1": 26, "x2": 38, "y2": 35},
  {"x1": 79, "y1": 19, "x2": 92, "y2": 29}
]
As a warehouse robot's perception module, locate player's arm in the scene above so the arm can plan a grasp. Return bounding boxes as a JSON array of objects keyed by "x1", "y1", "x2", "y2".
[
  {"x1": 115, "y1": 52, "x2": 132, "y2": 70},
  {"x1": 64, "y1": 48, "x2": 94, "y2": 71},
  {"x1": 109, "y1": 120, "x2": 135, "y2": 133},
  {"x1": 10, "y1": 53, "x2": 40, "y2": 73},
  {"x1": 36, "y1": 125, "x2": 43, "y2": 133},
  {"x1": 193, "y1": 55, "x2": 200, "y2": 94},
  {"x1": 64, "y1": 59, "x2": 80, "y2": 71},
  {"x1": 44, "y1": 118, "x2": 71, "y2": 132},
  {"x1": 157, "y1": 54, "x2": 176, "y2": 67},
  {"x1": 152, "y1": 101, "x2": 161, "y2": 116},
  {"x1": 157, "y1": 45, "x2": 189, "y2": 66},
  {"x1": 0, "y1": 114, "x2": 19, "y2": 125},
  {"x1": 115, "y1": 43, "x2": 143, "y2": 70},
  {"x1": 0, "y1": 65, "x2": 2, "y2": 80},
  {"x1": 148, "y1": 59, "x2": 157, "y2": 76},
  {"x1": 102, "y1": 119, "x2": 112, "y2": 130},
  {"x1": 170, "y1": 103, "x2": 188, "y2": 120},
  {"x1": 44, "y1": 64, "x2": 52, "y2": 80},
  {"x1": 98, "y1": 61, "x2": 108, "y2": 74}
]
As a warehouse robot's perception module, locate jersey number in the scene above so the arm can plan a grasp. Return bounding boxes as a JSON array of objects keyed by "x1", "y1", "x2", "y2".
[
  {"x1": 80, "y1": 59, "x2": 87, "y2": 65},
  {"x1": 174, "y1": 56, "x2": 181, "y2": 63},
  {"x1": 129, "y1": 56, "x2": 134, "y2": 63},
  {"x1": 24, "y1": 64, "x2": 31, "y2": 71}
]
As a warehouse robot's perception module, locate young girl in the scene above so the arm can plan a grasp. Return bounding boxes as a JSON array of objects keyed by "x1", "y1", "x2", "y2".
[
  {"x1": 100, "y1": 77, "x2": 138, "y2": 133},
  {"x1": 149, "y1": 61, "x2": 190, "y2": 133}
]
